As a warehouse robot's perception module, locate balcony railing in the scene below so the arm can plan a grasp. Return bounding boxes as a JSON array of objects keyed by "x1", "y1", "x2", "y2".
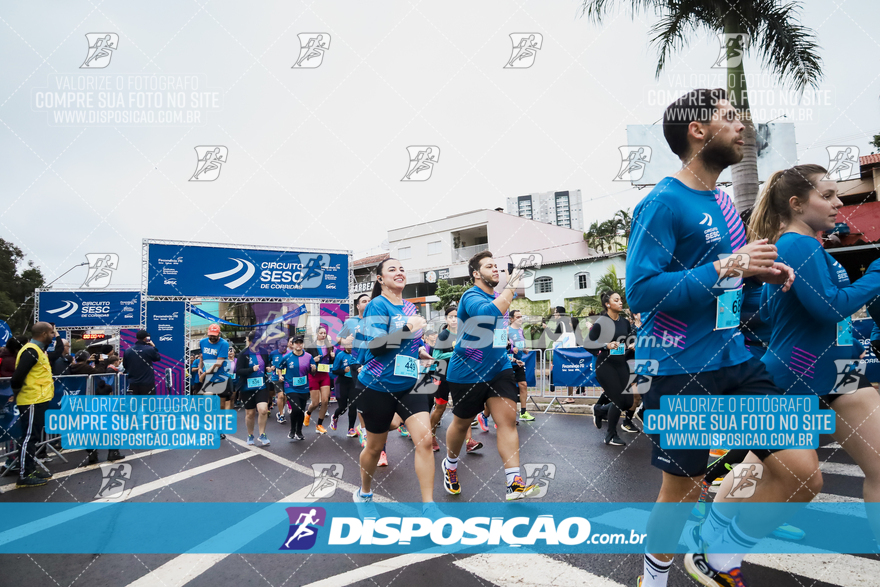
[{"x1": 453, "y1": 243, "x2": 489, "y2": 263}]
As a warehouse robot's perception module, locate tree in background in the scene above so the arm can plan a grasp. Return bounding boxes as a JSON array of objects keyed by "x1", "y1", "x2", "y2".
[
  {"x1": 580, "y1": 0, "x2": 823, "y2": 212},
  {"x1": 871, "y1": 133, "x2": 879, "y2": 155},
  {"x1": 583, "y1": 208, "x2": 632, "y2": 253},
  {"x1": 0, "y1": 238, "x2": 46, "y2": 334},
  {"x1": 569, "y1": 266, "x2": 628, "y2": 316},
  {"x1": 434, "y1": 279, "x2": 469, "y2": 311}
]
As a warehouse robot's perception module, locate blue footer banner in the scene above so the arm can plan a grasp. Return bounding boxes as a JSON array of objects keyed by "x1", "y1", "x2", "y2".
[{"x1": 0, "y1": 502, "x2": 877, "y2": 554}]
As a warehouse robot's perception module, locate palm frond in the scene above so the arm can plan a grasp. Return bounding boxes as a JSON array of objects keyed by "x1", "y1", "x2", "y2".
[{"x1": 752, "y1": 0, "x2": 823, "y2": 91}]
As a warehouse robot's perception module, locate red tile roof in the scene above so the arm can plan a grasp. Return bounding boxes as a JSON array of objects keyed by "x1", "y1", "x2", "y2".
[
  {"x1": 860, "y1": 153, "x2": 880, "y2": 166},
  {"x1": 353, "y1": 253, "x2": 389, "y2": 268}
]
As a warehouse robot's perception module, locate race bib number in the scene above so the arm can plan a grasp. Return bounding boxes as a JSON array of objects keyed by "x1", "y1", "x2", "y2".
[
  {"x1": 493, "y1": 329, "x2": 508, "y2": 348},
  {"x1": 837, "y1": 317, "x2": 854, "y2": 346},
  {"x1": 246, "y1": 377, "x2": 263, "y2": 390},
  {"x1": 715, "y1": 288, "x2": 743, "y2": 330},
  {"x1": 318, "y1": 363, "x2": 330, "y2": 373},
  {"x1": 394, "y1": 355, "x2": 418, "y2": 379},
  {"x1": 290, "y1": 376, "x2": 307, "y2": 387},
  {"x1": 514, "y1": 340, "x2": 525, "y2": 350},
  {"x1": 609, "y1": 344, "x2": 625, "y2": 356}
]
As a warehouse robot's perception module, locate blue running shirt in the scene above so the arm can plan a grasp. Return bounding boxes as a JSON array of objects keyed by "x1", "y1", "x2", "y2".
[
  {"x1": 761, "y1": 232, "x2": 880, "y2": 395},
  {"x1": 447, "y1": 286, "x2": 512, "y2": 384},
  {"x1": 281, "y1": 351, "x2": 314, "y2": 394},
  {"x1": 626, "y1": 177, "x2": 753, "y2": 375},
  {"x1": 357, "y1": 296, "x2": 423, "y2": 392},
  {"x1": 199, "y1": 337, "x2": 230, "y2": 381}
]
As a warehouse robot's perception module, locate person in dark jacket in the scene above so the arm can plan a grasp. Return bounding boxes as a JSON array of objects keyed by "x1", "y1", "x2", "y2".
[
  {"x1": 236, "y1": 331, "x2": 271, "y2": 446},
  {"x1": 70, "y1": 351, "x2": 123, "y2": 464},
  {"x1": 0, "y1": 337, "x2": 26, "y2": 379},
  {"x1": 52, "y1": 341, "x2": 73, "y2": 376},
  {"x1": 122, "y1": 330, "x2": 161, "y2": 395}
]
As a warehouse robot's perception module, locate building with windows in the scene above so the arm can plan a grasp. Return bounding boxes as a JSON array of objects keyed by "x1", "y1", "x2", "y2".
[
  {"x1": 506, "y1": 189, "x2": 584, "y2": 231},
  {"x1": 386, "y1": 209, "x2": 594, "y2": 304},
  {"x1": 524, "y1": 252, "x2": 627, "y2": 310}
]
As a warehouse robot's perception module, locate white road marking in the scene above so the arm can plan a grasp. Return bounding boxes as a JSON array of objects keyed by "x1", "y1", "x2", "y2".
[
  {"x1": 125, "y1": 484, "x2": 319, "y2": 587},
  {"x1": 820, "y1": 461, "x2": 865, "y2": 477},
  {"x1": 455, "y1": 553, "x2": 626, "y2": 586},
  {"x1": 0, "y1": 452, "x2": 254, "y2": 547},
  {"x1": 301, "y1": 553, "x2": 447, "y2": 587},
  {"x1": 0, "y1": 449, "x2": 170, "y2": 493}
]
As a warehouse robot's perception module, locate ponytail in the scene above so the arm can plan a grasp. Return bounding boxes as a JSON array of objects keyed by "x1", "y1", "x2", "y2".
[{"x1": 749, "y1": 164, "x2": 828, "y2": 243}]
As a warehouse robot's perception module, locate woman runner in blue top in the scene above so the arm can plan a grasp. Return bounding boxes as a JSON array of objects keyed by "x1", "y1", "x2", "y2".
[
  {"x1": 749, "y1": 164, "x2": 880, "y2": 541},
  {"x1": 353, "y1": 257, "x2": 440, "y2": 516}
]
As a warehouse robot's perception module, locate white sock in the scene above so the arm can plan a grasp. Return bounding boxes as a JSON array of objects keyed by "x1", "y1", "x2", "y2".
[
  {"x1": 642, "y1": 553, "x2": 671, "y2": 587},
  {"x1": 505, "y1": 467, "x2": 520, "y2": 485},
  {"x1": 444, "y1": 456, "x2": 458, "y2": 471},
  {"x1": 707, "y1": 517, "x2": 758, "y2": 572},
  {"x1": 701, "y1": 506, "x2": 732, "y2": 546}
]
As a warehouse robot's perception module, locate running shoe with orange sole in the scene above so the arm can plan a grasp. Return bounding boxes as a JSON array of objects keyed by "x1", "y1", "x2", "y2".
[
  {"x1": 316, "y1": 424, "x2": 327, "y2": 435},
  {"x1": 303, "y1": 413, "x2": 311, "y2": 427},
  {"x1": 377, "y1": 451, "x2": 388, "y2": 467},
  {"x1": 505, "y1": 475, "x2": 540, "y2": 501}
]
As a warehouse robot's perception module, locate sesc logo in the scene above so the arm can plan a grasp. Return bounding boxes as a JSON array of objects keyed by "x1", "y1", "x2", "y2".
[
  {"x1": 46, "y1": 300, "x2": 79, "y2": 319},
  {"x1": 205, "y1": 258, "x2": 256, "y2": 290},
  {"x1": 159, "y1": 334, "x2": 173, "y2": 342},
  {"x1": 280, "y1": 507, "x2": 326, "y2": 550}
]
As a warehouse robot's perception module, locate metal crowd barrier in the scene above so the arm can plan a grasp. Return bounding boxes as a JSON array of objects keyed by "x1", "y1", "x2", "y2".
[
  {"x1": 538, "y1": 347, "x2": 605, "y2": 414},
  {"x1": 0, "y1": 372, "x2": 129, "y2": 478}
]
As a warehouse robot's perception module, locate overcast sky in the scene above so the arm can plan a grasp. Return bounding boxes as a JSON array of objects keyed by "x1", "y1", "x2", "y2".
[{"x1": 1, "y1": 0, "x2": 877, "y2": 289}]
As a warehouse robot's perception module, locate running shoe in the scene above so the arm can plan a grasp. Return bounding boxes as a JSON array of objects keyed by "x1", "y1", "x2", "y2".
[
  {"x1": 316, "y1": 424, "x2": 327, "y2": 435},
  {"x1": 220, "y1": 434, "x2": 226, "y2": 440},
  {"x1": 431, "y1": 434, "x2": 440, "y2": 452},
  {"x1": 259, "y1": 433, "x2": 270, "y2": 446},
  {"x1": 15, "y1": 473, "x2": 48, "y2": 488},
  {"x1": 398, "y1": 424, "x2": 410, "y2": 438},
  {"x1": 634, "y1": 404, "x2": 645, "y2": 426},
  {"x1": 303, "y1": 413, "x2": 311, "y2": 427},
  {"x1": 470, "y1": 419, "x2": 478, "y2": 428},
  {"x1": 593, "y1": 405, "x2": 603, "y2": 429},
  {"x1": 442, "y1": 459, "x2": 461, "y2": 495},
  {"x1": 276, "y1": 412, "x2": 285, "y2": 424},
  {"x1": 684, "y1": 552, "x2": 747, "y2": 587},
  {"x1": 295, "y1": 433, "x2": 304, "y2": 441},
  {"x1": 247, "y1": 434, "x2": 255, "y2": 445},
  {"x1": 33, "y1": 469, "x2": 52, "y2": 480},
  {"x1": 476, "y1": 413, "x2": 489, "y2": 432},
  {"x1": 604, "y1": 435, "x2": 626, "y2": 446},
  {"x1": 288, "y1": 432, "x2": 297, "y2": 442},
  {"x1": 377, "y1": 451, "x2": 388, "y2": 467},
  {"x1": 621, "y1": 419, "x2": 639, "y2": 433},
  {"x1": 346, "y1": 428, "x2": 358, "y2": 438},
  {"x1": 352, "y1": 488, "x2": 379, "y2": 519},
  {"x1": 709, "y1": 448, "x2": 729, "y2": 459},
  {"x1": 519, "y1": 411, "x2": 535, "y2": 422},
  {"x1": 466, "y1": 439, "x2": 483, "y2": 453},
  {"x1": 506, "y1": 475, "x2": 540, "y2": 501},
  {"x1": 357, "y1": 426, "x2": 367, "y2": 447},
  {"x1": 330, "y1": 416, "x2": 338, "y2": 431},
  {"x1": 636, "y1": 576, "x2": 643, "y2": 587},
  {"x1": 771, "y1": 524, "x2": 805, "y2": 541},
  {"x1": 691, "y1": 480, "x2": 711, "y2": 519}
]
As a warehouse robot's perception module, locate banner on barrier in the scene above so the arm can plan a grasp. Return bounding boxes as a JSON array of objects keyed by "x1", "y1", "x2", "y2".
[
  {"x1": 551, "y1": 347, "x2": 598, "y2": 388},
  {"x1": 516, "y1": 350, "x2": 537, "y2": 387},
  {"x1": 144, "y1": 301, "x2": 186, "y2": 394},
  {"x1": 145, "y1": 242, "x2": 349, "y2": 300},
  {"x1": 854, "y1": 318, "x2": 880, "y2": 383},
  {"x1": 38, "y1": 290, "x2": 142, "y2": 328}
]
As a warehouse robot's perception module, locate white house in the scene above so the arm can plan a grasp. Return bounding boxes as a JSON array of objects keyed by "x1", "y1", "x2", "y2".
[{"x1": 524, "y1": 252, "x2": 626, "y2": 307}]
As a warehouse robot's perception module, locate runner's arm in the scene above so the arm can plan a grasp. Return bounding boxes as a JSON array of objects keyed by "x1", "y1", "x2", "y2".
[{"x1": 626, "y1": 201, "x2": 722, "y2": 314}]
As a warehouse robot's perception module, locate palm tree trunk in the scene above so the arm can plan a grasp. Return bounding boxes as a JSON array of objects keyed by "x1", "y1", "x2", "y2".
[{"x1": 725, "y1": 19, "x2": 759, "y2": 213}]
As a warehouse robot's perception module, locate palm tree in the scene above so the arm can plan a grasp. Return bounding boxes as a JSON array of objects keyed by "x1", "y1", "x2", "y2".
[{"x1": 580, "y1": 1, "x2": 822, "y2": 212}]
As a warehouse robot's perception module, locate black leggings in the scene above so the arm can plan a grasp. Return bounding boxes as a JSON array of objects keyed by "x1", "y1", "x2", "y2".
[
  {"x1": 594, "y1": 359, "x2": 633, "y2": 439},
  {"x1": 286, "y1": 393, "x2": 309, "y2": 436},
  {"x1": 332, "y1": 378, "x2": 358, "y2": 431}
]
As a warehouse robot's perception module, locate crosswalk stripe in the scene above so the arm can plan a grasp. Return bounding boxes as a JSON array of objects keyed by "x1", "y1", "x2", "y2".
[
  {"x1": 0, "y1": 452, "x2": 254, "y2": 548},
  {"x1": 820, "y1": 461, "x2": 864, "y2": 477},
  {"x1": 125, "y1": 483, "x2": 319, "y2": 587},
  {"x1": 455, "y1": 553, "x2": 625, "y2": 586}
]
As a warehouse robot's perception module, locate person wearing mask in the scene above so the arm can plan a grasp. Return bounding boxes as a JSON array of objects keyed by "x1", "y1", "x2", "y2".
[
  {"x1": 236, "y1": 330, "x2": 271, "y2": 446},
  {"x1": 9, "y1": 322, "x2": 56, "y2": 487},
  {"x1": 122, "y1": 330, "x2": 161, "y2": 395}
]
